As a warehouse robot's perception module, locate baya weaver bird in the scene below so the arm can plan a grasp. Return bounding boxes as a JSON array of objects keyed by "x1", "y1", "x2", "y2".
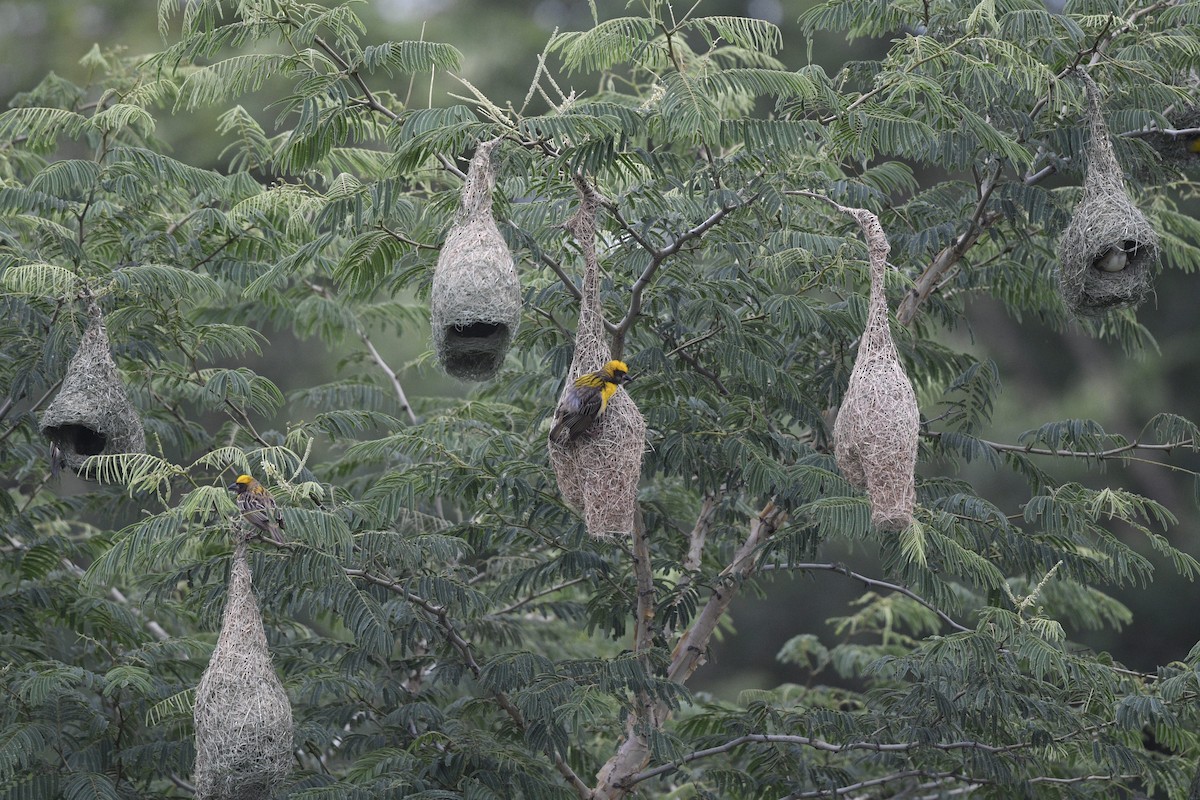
[
  {"x1": 228, "y1": 474, "x2": 285, "y2": 544},
  {"x1": 550, "y1": 360, "x2": 633, "y2": 445}
]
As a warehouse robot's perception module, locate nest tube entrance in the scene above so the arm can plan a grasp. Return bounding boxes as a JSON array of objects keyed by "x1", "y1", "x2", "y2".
[
  {"x1": 193, "y1": 544, "x2": 293, "y2": 799},
  {"x1": 1057, "y1": 71, "x2": 1160, "y2": 317},
  {"x1": 40, "y1": 301, "x2": 145, "y2": 475},
  {"x1": 430, "y1": 138, "x2": 522, "y2": 381},
  {"x1": 547, "y1": 180, "x2": 646, "y2": 538}
]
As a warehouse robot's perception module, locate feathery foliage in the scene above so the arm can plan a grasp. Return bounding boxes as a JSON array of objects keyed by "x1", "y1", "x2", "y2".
[{"x1": 3, "y1": 0, "x2": 1200, "y2": 797}]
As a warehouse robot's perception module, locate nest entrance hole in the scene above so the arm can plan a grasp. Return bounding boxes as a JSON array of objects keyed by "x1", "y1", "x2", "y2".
[
  {"x1": 440, "y1": 322, "x2": 512, "y2": 379},
  {"x1": 447, "y1": 321, "x2": 508, "y2": 341},
  {"x1": 44, "y1": 424, "x2": 107, "y2": 457}
]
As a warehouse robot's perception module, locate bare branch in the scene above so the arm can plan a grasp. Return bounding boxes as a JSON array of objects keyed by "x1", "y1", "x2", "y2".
[
  {"x1": 611, "y1": 203, "x2": 738, "y2": 356},
  {"x1": 631, "y1": 510, "x2": 656, "y2": 654},
  {"x1": 360, "y1": 331, "x2": 417, "y2": 426},
  {"x1": 670, "y1": 501, "x2": 788, "y2": 683},
  {"x1": 895, "y1": 162, "x2": 1003, "y2": 326},
  {"x1": 764, "y1": 561, "x2": 971, "y2": 634},
  {"x1": 593, "y1": 502, "x2": 788, "y2": 799},
  {"x1": 623, "y1": 731, "x2": 1037, "y2": 788},
  {"x1": 923, "y1": 430, "x2": 1195, "y2": 461}
]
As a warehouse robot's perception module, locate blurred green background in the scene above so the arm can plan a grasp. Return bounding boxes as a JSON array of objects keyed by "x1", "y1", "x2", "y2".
[{"x1": 6, "y1": 0, "x2": 1200, "y2": 698}]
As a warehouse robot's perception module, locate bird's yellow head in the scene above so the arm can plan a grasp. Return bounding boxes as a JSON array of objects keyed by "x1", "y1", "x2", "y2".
[
  {"x1": 229, "y1": 474, "x2": 255, "y2": 493},
  {"x1": 601, "y1": 360, "x2": 632, "y2": 385}
]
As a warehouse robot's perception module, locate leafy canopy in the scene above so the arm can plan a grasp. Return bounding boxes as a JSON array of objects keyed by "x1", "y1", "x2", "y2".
[{"x1": 3, "y1": 0, "x2": 1200, "y2": 798}]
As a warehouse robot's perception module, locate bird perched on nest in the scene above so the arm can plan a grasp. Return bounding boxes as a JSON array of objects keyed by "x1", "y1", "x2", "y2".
[
  {"x1": 228, "y1": 474, "x2": 285, "y2": 544},
  {"x1": 550, "y1": 360, "x2": 633, "y2": 445}
]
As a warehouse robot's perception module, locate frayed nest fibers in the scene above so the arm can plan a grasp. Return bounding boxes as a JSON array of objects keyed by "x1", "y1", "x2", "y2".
[
  {"x1": 832, "y1": 206, "x2": 919, "y2": 532},
  {"x1": 40, "y1": 303, "x2": 145, "y2": 475},
  {"x1": 548, "y1": 182, "x2": 646, "y2": 538},
  {"x1": 193, "y1": 544, "x2": 293, "y2": 799},
  {"x1": 1057, "y1": 72, "x2": 1159, "y2": 317},
  {"x1": 431, "y1": 139, "x2": 521, "y2": 381}
]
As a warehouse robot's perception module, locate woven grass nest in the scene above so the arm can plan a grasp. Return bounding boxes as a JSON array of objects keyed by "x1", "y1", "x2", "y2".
[
  {"x1": 193, "y1": 544, "x2": 293, "y2": 799},
  {"x1": 40, "y1": 302, "x2": 145, "y2": 475},
  {"x1": 430, "y1": 138, "x2": 521, "y2": 381},
  {"x1": 832, "y1": 206, "x2": 919, "y2": 532},
  {"x1": 1057, "y1": 72, "x2": 1159, "y2": 317},
  {"x1": 547, "y1": 181, "x2": 646, "y2": 538}
]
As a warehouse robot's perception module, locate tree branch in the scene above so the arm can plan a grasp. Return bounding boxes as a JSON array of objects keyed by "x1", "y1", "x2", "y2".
[
  {"x1": 895, "y1": 162, "x2": 1003, "y2": 326},
  {"x1": 360, "y1": 331, "x2": 418, "y2": 426},
  {"x1": 622, "y1": 731, "x2": 1041, "y2": 788},
  {"x1": 610, "y1": 202, "x2": 739, "y2": 356},
  {"x1": 923, "y1": 430, "x2": 1195, "y2": 461},
  {"x1": 593, "y1": 502, "x2": 788, "y2": 799},
  {"x1": 764, "y1": 561, "x2": 971, "y2": 634}
]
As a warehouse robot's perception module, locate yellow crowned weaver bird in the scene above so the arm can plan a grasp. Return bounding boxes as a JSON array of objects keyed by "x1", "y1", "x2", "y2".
[
  {"x1": 228, "y1": 474, "x2": 285, "y2": 544},
  {"x1": 550, "y1": 360, "x2": 633, "y2": 445}
]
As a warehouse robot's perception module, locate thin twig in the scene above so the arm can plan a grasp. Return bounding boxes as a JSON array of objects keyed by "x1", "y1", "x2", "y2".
[
  {"x1": 764, "y1": 561, "x2": 971, "y2": 634},
  {"x1": 486, "y1": 577, "x2": 587, "y2": 618},
  {"x1": 923, "y1": 430, "x2": 1193, "y2": 460},
  {"x1": 611, "y1": 202, "x2": 741, "y2": 355},
  {"x1": 360, "y1": 332, "x2": 417, "y2": 425}
]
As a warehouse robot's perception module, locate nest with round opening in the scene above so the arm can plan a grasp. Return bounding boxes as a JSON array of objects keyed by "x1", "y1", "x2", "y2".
[
  {"x1": 193, "y1": 543, "x2": 293, "y2": 799},
  {"x1": 547, "y1": 181, "x2": 646, "y2": 538},
  {"x1": 1057, "y1": 72, "x2": 1159, "y2": 317},
  {"x1": 40, "y1": 302, "x2": 145, "y2": 475},
  {"x1": 430, "y1": 138, "x2": 521, "y2": 381},
  {"x1": 832, "y1": 205, "x2": 919, "y2": 532}
]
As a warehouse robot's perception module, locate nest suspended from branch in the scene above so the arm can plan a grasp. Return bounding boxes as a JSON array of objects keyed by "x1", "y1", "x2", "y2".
[
  {"x1": 193, "y1": 544, "x2": 293, "y2": 799},
  {"x1": 430, "y1": 138, "x2": 521, "y2": 381},
  {"x1": 831, "y1": 205, "x2": 919, "y2": 532},
  {"x1": 40, "y1": 301, "x2": 145, "y2": 475},
  {"x1": 1057, "y1": 72, "x2": 1159, "y2": 317},
  {"x1": 547, "y1": 180, "x2": 646, "y2": 538}
]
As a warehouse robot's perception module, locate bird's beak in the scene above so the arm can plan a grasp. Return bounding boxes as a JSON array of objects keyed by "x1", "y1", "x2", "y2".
[
  {"x1": 622, "y1": 374, "x2": 635, "y2": 384},
  {"x1": 227, "y1": 483, "x2": 238, "y2": 491}
]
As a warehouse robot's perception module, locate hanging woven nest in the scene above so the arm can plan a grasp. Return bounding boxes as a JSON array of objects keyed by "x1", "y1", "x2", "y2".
[
  {"x1": 832, "y1": 205, "x2": 919, "y2": 532},
  {"x1": 193, "y1": 544, "x2": 293, "y2": 799},
  {"x1": 1057, "y1": 72, "x2": 1159, "y2": 317},
  {"x1": 547, "y1": 179, "x2": 646, "y2": 538},
  {"x1": 430, "y1": 138, "x2": 521, "y2": 381},
  {"x1": 40, "y1": 301, "x2": 145, "y2": 475}
]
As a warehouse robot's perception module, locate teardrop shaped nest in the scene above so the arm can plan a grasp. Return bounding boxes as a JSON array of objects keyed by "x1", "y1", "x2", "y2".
[
  {"x1": 40, "y1": 302, "x2": 145, "y2": 476},
  {"x1": 193, "y1": 545, "x2": 293, "y2": 799},
  {"x1": 832, "y1": 206, "x2": 919, "y2": 532},
  {"x1": 430, "y1": 139, "x2": 522, "y2": 381},
  {"x1": 1057, "y1": 72, "x2": 1159, "y2": 317}
]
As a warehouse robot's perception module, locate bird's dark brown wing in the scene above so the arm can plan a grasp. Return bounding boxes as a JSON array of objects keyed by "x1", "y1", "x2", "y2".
[{"x1": 550, "y1": 387, "x2": 604, "y2": 443}]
